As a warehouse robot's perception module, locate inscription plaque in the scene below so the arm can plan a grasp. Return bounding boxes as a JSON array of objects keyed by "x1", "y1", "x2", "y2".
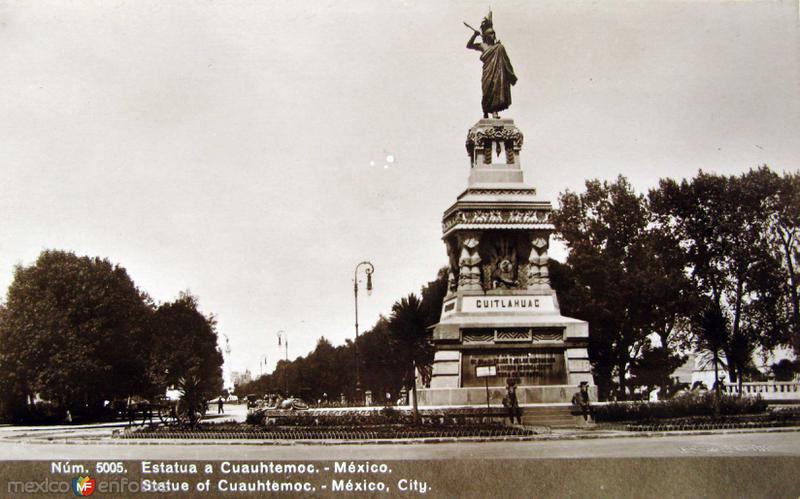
[{"x1": 461, "y1": 349, "x2": 566, "y2": 387}]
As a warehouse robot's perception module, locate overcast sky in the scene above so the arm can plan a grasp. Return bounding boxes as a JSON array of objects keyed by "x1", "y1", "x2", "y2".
[{"x1": 1, "y1": 1, "x2": 798, "y2": 380}]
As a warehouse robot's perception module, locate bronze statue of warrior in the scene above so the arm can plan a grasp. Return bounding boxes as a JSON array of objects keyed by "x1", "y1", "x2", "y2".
[{"x1": 466, "y1": 11, "x2": 517, "y2": 118}]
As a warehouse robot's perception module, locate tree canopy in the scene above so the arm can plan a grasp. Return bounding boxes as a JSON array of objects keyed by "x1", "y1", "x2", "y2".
[
  {"x1": 0, "y1": 250, "x2": 224, "y2": 421},
  {"x1": 147, "y1": 292, "x2": 224, "y2": 399},
  {"x1": 554, "y1": 167, "x2": 798, "y2": 400},
  {"x1": 650, "y1": 167, "x2": 793, "y2": 390},
  {"x1": 235, "y1": 268, "x2": 448, "y2": 403},
  {"x1": 552, "y1": 176, "x2": 693, "y2": 400},
  {"x1": 0, "y1": 251, "x2": 152, "y2": 416}
]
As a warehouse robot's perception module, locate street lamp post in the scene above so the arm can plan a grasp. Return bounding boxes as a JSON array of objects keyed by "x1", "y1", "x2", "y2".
[
  {"x1": 260, "y1": 355, "x2": 268, "y2": 377},
  {"x1": 222, "y1": 334, "x2": 232, "y2": 391},
  {"x1": 277, "y1": 330, "x2": 288, "y2": 396},
  {"x1": 353, "y1": 261, "x2": 374, "y2": 405}
]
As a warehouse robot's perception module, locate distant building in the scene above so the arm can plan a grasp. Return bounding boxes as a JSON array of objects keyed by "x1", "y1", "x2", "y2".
[
  {"x1": 231, "y1": 369, "x2": 252, "y2": 387},
  {"x1": 671, "y1": 356, "x2": 695, "y2": 387},
  {"x1": 673, "y1": 348, "x2": 797, "y2": 389},
  {"x1": 689, "y1": 354, "x2": 727, "y2": 389}
]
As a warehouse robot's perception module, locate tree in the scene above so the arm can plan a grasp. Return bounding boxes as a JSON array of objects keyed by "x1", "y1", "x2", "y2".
[
  {"x1": 0, "y1": 305, "x2": 35, "y2": 421},
  {"x1": 692, "y1": 299, "x2": 729, "y2": 416},
  {"x1": 553, "y1": 176, "x2": 691, "y2": 400},
  {"x1": 743, "y1": 167, "x2": 800, "y2": 353},
  {"x1": 233, "y1": 267, "x2": 448, "y2": 408},
  {"x1": 176, "y1": 371, "x2": 205, "y2": 428},
  {"x1": 629, "y1": 343, "x2": 687, "y2": 399},
  {"x1": 650, "y1": 168, "x2": 784, "y2": 392},
  {"x1": 771, "y1": 359, "x2": 800, "y2": 381},
  {"x1": 417, "y1": 267, "x2": 449, "y2": 386},
  {"x1": 359, "y1": 318, "x2": 405, "y2": 399},
  {"x1": 389, "y1": 294, "x2": 431, "y2": 422},
  {"x1": 549, "y1": 259, "x2": 615, "y2": 399},
  {"x1": 304, "y1": 337, "x2": 353, "y2": 401},
  {"x1": 147, "y1": 292, "x2": 224, "y2": 400},
  {"x1": 0, "y1": 250, "x2": 152, "y2": 418},
  {"x1": 237, "y1": 336, "x2": 357, "y2": 403}
]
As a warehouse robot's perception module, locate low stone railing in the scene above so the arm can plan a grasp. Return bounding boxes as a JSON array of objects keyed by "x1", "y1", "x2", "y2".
[{"x1": 722, "y1": 381, "x2": 800, "y2": 400}]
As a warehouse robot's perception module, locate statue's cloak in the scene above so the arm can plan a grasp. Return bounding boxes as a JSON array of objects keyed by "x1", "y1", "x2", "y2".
[{"x1": 480, "y1": 43, "x2": 517, "y2": 114}]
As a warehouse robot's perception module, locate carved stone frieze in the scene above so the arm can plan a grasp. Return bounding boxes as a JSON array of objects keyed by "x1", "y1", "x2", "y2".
[{"x1": 442, "y1": 208, "x2": 552, "y2": 232}]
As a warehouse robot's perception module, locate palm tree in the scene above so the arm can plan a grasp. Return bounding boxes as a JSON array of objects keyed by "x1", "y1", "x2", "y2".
[
  {"x1": 692, "y1": 300, "x2": 729, "y2": 416},
  {"x1": 725, "y1": 326, "x2": 759, "y2": 396},
  {"x1": 389, "y1": 294, "x2": 433, "y2": 424},
  {"x1": 176, "y1": 373, "x2": 205, "y2": 428}
]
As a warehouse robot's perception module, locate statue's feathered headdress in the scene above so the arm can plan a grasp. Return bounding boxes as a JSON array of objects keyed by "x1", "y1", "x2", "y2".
[{"x1": 480, "y1": 11, "x2": 493, "y2": 35}]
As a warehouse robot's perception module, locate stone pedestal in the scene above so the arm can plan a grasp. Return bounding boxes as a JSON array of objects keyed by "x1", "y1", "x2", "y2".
[{"x1": 417, "y1": 118, "x2": 595, "y2": 406}]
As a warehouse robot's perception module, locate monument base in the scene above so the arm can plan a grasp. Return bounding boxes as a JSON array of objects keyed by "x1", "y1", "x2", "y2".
[
  {"x1": 416, "y1": 384, "x2": 597, "y2": 406},
  {"x1": 423, "y1": 116, "x2": 597, "y2": 406},
  {"x1": 422, "y1": 290, "x2": 595, "y2": 406}
]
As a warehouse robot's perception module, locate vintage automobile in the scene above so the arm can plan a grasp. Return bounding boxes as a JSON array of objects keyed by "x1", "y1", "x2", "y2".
[{"x1": 246, "y1": 394, "x2": 260, "y2": 409}]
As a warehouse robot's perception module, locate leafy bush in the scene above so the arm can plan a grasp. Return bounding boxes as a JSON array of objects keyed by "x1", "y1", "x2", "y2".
[
  {"x1": 246, "y1": 410, "x2": 265, "y2": 425},
  {"x1": 380, "y1": 406, "x2": 399, "y2": 419},
  {"x1": 0, "y1": 389, "x2": 30, "y2": 424},
  {"x1": 593, "y1": 393, "x2": 767, "y2": 422},
  {"x1": 33, "y1": 401, "x2": 68, "y2": 423},
  {"x1": 769, "y1": 405, "x2": 800, "y2": 421}
]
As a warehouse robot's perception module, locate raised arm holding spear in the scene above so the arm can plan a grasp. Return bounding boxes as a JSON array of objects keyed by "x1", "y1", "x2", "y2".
[{"x1": 463, "y1": 11, "x2": 517, "y2": 119}]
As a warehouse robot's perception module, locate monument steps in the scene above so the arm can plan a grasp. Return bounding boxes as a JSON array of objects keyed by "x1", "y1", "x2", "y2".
[{"x1": 518, "y1": 406, "x2": 578, "y2": 428}]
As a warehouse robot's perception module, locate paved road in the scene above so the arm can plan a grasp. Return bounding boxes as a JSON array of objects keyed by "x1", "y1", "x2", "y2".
[{"x1": 1, "y1": 429, "x2": 799, "y2": 460}]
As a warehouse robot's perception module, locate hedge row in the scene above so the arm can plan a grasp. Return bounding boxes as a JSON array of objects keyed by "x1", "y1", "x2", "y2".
[
  {"x1": 247, "y1": 407, "x2": 509, "y2": 426},
  {"x1": 125, "y1": 424, "x2": 535, "y2": 439},
  {"x1": 593, "y1": 393, "x2": 768, "y2": 422}
]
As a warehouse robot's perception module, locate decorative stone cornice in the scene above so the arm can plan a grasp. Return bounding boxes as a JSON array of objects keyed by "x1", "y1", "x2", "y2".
[
  {"x1": 466, "y1": 122, "x2": 524, "y2": 165},
  {"x1": 461, "y1": 188, "x2": 536, "y2": 197}
]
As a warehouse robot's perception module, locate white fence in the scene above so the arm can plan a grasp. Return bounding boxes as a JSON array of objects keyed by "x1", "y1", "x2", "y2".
[{"x1": 723, "y1": 381, "x2": 800, "y2": 401}]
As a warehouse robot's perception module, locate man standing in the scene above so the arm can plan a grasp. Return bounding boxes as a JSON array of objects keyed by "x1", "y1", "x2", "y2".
[
  {"x1": 217, "y1": 396, "x2": 224, "y2": 415},
  {"x1": 505, "y1": 378, "x2": 522, "y2": 425},
  {"x1": 571, "y1": 381, "x2": 592, "y2": 421}
]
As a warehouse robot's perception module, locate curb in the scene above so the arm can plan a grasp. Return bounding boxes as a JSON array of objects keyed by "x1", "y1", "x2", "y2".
[{"x1": 13, "y1": 425, "x2": 800, "y2": 446}]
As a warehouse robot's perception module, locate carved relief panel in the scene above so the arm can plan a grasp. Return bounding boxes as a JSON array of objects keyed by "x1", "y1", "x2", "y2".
[
  {"x1": 456, "y1": 232, "x2": 482, "y2": 291},
  {"x1": 527, "y1": 231, "x2": 550, "y2": 288},
  {"x1": 479, "y1": 232, "x2": 528, "y2": 291},
  {"x1": 445, "y1": 227, "x2": 552, "y2": 293}
]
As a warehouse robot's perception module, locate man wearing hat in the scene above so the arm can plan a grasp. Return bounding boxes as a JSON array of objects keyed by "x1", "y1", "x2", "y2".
[
  {"x1": 571, "y1": 381, "x2": 592, "y2": 422},
  {"x1": 504, "y1": 378, "x2": 522, "y2": 425}
]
